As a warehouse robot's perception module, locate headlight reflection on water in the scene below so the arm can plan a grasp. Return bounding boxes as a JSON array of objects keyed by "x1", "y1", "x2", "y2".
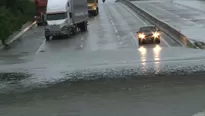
[
  {"x1": 138, "y1": 46, "x2": 148, "y2": 73},
  {"x1": 138, "y1": 45, "x2": 162, "y2": 74},
  {"x1": 153, "y1": 45, "x2": 162, "y2": 74}
]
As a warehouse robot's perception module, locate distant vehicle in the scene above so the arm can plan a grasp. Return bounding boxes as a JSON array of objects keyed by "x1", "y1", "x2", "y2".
[
  {"x1": 137, "y1": 25, "x2": 161, "y2": 45},
  {"x1": 87, "y1": 0, "x2": 99, "y2": 16},
  {"x1": 44, "y1": 0, "x2": 89, "y2": 41},
  {"x1": 34, "y1": 0, "x2": 48, "y2": 26}
]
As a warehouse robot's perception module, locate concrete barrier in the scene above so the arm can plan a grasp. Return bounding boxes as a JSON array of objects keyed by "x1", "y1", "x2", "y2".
[{"x1": 117, "y1": 0, "x2": 197, "y2": 48}]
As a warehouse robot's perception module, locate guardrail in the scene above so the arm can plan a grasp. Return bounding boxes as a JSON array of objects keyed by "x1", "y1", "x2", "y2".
[{"x1": 117, "y1": 0, "x2": 197, "y2": 48}]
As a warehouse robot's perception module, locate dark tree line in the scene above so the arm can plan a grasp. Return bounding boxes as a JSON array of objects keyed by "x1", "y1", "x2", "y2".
[{"x1": 0, "y1": 0, "x2": 36, "y2": 46}]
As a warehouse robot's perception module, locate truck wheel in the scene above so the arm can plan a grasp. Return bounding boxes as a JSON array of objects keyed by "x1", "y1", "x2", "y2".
[
  {"x1": 45, "y1": 36, "x2": 50, "y2": 41},
  {"x1": 80, "y1": 21, "x2": 88, "y2": 32},
  {"x1": 71, "y1": 27, "x2": 77, "y2": 35}
]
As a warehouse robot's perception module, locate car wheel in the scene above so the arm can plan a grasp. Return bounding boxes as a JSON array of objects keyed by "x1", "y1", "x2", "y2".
[
  {"x1": 155, "y1": 39, "x2": 160, "y2": 44},
  {"x1": 139, "y1": 39, "x2": 145, "y2": 45},
  {"x1": 45, "y1": 36, "x2": 50, "y2": 41}
]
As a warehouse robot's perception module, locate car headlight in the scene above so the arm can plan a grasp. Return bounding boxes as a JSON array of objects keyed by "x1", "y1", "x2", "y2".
[
  {"x1": 152, "y1": 32, "x2": 160, "y2": 38},
  {"x1": 138, "y1": 33, "x2": 145, "y2": 39}
]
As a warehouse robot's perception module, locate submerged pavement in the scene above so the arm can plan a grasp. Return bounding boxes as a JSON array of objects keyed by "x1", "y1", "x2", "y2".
[{"x1": 0, "y1": 0, "x2": 205, "y2": 116}]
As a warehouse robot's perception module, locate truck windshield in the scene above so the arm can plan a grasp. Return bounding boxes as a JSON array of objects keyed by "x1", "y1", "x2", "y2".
[
  {"x1": 87, "y1": 0, "x2": 95, "y2": 3},
  {"x1": 47, "y1": 13, "x2": 67, "y2": 21}
]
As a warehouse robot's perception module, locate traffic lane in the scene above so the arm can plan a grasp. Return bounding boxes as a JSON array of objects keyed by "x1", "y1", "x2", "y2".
[
  {"x1": 151, "y1": 1, "x2": 205, "y2": 27},
  {"x1": 37, "y1": 3, "x2": 121, "y2": 53},
  {"x1": 174, "y1": 0, "x2": 205, "y2": 12},
  {"x1": 106, "y1": 2, "x2": 180, "y2": 48},
  {"x1": 1, "y1": 75, "x2": 205, "y2": 116},
  {"x1": 38, "y1": 2, "x2": 176, "y2": 54},
  {"x1": 134, "y1": 1, "x2": 205, "y2": 29},
  {"x1": 0, "y1": 26, "x2": 45, "y2": 55}
]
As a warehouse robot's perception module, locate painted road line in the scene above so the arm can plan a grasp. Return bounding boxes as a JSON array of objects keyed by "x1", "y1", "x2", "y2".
[
  {"x1": 36, "y1": 39, "x2": 46, "y2": 54},
  {"x1": 130, "y1": 32, "x2": 139, "y2": 46}
]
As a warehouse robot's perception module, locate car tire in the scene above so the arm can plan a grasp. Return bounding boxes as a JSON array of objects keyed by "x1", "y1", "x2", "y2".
[
  {"x1": 155, "y1": 39, "x2": 160, "y2": 44},
  {"x1": 45, "y1": 36, "x2": 50, "y2": 41},
  {"x1": 138, "y1": 39, "x2": 145, "y2": 45}
]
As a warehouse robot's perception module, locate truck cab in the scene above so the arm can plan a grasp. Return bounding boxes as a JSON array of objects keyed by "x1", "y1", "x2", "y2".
[
  {"x1": 87, "y1": 0, "x2": 99, "y2": 16},
  {"x1": 44, "y1": 0, "x2": 72, "y2": 40},
  {"x1": 44, "y1": 0, "x2": 88, "y2": 41}
]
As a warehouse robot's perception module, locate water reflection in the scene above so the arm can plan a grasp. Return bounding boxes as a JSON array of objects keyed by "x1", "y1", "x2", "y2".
[
  {"x1": 138, "y1": 46, "x2": 147, "y2": 62},
  {"x1": 138, "y1": 45, "x2": 162, "y2": 74},
  {"x1": 138, "y1": 46, "x2": 148, "y2": 73},
  {"x1": 153, "y1": 45, "x2": 161, "y2": 74}
]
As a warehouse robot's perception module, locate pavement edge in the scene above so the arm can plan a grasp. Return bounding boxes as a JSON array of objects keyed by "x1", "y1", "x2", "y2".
[
  {"x1": 0, "y1": 21, "x2": 37, "y2": 50},
  {"x1": 117, "y1": 0, "x2": 197, "y2": 49}
]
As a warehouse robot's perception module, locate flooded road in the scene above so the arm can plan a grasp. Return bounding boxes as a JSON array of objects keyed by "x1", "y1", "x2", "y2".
[
  {"x1": 1, "y1": 0, "x2": 205, "y2": 116},
  {"x1": 1, "y1": 75, "x2": 205, "y2": 116}
]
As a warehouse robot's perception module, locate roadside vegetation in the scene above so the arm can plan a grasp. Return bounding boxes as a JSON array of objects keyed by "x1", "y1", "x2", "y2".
[{"x1": 0, "y1": 0, "x2": 36, "y2": 46}]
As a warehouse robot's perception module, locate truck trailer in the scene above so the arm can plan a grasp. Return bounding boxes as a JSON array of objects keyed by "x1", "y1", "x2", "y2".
[
  {"x1": 35, "y1": 0, "x2": 48, "y2": 26},
  {"x1": 44, "y1": 0, "x2": 88, "y2": 40}
]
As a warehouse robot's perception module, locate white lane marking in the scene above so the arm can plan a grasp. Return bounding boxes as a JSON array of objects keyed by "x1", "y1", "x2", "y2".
[
  {"x1": 120, "y1": 3, "x2": 147, "y2": 25},
  {"x1": 130, "y1": 32, "x2": 139, "y2": 46},
  {"x1": 193, "y1": 112, "x2": 205, "y2": 116},
  {"x1": 105, "y1": 5, "x2": 119, "y2": 34},
  {"x1": 110, "y1": 19, "x2": 118, "y2": 33},
  {"x1": 80, "y1": 44, "x2": 83, "y2": 48},
  {"x1": 36, "y1": 39, "x2": 46, "y2": 54}
]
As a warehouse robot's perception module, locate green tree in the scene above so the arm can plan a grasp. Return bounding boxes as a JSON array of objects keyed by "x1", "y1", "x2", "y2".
[{"x1": 0, "y1": 0, "x2": 35, "y2": 46}]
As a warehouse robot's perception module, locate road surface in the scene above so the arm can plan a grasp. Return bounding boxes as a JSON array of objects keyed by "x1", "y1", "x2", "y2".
[
  {"x1": 1, "y1": 0, "x2": 205, "y2": 116},
  {"x1": 130, "y1": 0, "x2": 205, "y2": 43}
]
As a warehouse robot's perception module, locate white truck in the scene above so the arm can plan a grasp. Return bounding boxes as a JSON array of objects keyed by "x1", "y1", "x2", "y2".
[{"x1": 44, "y1": 0, "x2": 88, "y2": 40}]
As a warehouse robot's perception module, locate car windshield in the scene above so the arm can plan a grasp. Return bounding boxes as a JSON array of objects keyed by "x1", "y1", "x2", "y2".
[
  {"x1": 139, "y1": 27, "x2": 156, "y2": 32},
  {"x1": 1, "y1": 0, "x2": 205, "y2": 116},
  {"x1": 47, "y1": 12, "x2": 67, "y2": 21}
]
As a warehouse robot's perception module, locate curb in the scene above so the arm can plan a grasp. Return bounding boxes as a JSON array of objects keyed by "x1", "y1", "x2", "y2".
[
  {"x1": 118, "y1": 0, "x2": 197, "y2": 49},
  {"x1": 0, "y1": 21, "x2": 37, "y2": 50},
  {"x1": 0, "y1": 41, "x2": 3, "y2": 50}
]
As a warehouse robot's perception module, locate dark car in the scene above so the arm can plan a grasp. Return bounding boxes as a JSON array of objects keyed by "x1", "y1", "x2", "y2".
[{"x1": 137, "y1": 25, "x2": 161, "y2": 45}]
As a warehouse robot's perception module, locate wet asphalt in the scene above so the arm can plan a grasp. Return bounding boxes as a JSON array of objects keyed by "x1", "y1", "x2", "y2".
[{"x1": 0, "y1": 0, "x2": 205, "y2": 116}]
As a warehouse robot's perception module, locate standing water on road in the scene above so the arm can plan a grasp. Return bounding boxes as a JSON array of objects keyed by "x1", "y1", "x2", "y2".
[{"x1": 1, "y1": 0, "x2": 205, "y2": 116}]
